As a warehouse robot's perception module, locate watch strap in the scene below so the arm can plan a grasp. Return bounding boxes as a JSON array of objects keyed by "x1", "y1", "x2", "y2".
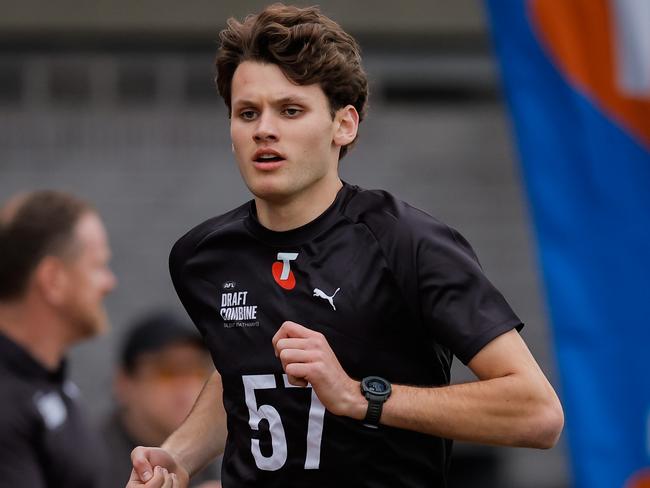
[{"x1": 363, "y1": 395, "x2": 384, "y2": 428}]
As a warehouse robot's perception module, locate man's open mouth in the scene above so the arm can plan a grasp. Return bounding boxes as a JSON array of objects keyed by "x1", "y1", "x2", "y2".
[{"x1": 254, "y1": 155, "x2": 284, "y2": 163}]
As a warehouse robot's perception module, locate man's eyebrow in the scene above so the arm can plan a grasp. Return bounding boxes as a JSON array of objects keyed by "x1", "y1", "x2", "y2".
[
  {"x1": 232, "y1": 95, "x2": 310, "y2": 107},
  {"x1": 274, "y1": 95, "x2": 310, "y2": 104},
  {"x1": 231, "y1": 98, "x2": 256, "y2": 108}
]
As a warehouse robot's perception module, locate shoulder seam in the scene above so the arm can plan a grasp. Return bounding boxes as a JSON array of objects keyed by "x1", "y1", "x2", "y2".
[
  {"x1": 193, "y1": 215, "x2": 247, "y2": 251},
  {"x1": 342, "y1": 212, "x2": 422, "y2": 326}
]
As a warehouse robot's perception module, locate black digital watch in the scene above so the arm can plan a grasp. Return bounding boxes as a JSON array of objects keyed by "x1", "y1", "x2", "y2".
[{"x1": 360, "y1": 376, "x2": 392, "y2": 428}]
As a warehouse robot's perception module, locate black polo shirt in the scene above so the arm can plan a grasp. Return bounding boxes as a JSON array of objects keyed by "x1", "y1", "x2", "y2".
[
  {"x1": 0, "y1": 332, "x2": 104, "y2": 488},
  {"x1": 170, "y1": 182, "x2": 523, "y2": 487}
]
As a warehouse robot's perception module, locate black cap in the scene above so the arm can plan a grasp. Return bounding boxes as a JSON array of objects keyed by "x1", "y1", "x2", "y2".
[{"x1": 120, "y1": 310, "x2": 204, "y2": 373}]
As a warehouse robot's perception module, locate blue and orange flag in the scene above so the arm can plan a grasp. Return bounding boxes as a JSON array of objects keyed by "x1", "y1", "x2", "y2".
[{"x1": 485, "y1": 1, "x2": 650, "y2": 487}]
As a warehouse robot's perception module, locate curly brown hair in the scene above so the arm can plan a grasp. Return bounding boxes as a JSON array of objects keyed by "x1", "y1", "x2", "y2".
[{"x1": 215, "y1": 3, "x2": 369, "y2": 159}]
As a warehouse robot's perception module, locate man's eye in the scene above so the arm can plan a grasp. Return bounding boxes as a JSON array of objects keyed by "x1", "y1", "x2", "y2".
[
  {"x1": 240, "y1": 110, "x2": 257, "y2": 120},
  {"x1": 283, "y1": 107, "x2": 302, "y2": 117}
]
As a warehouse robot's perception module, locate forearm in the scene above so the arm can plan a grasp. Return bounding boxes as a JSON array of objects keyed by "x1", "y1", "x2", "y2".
[
  {"x1": 381, "y1": 374, "x2": 561, "y2": 448},
  {"x1": 343, "y1": 331, "x2": 563, "y2": 448},
  {"x1": 345, "y1": 373, "x2": 560, "y2": 448},
  {"x1": 162, "y1": 370, "x2": 227, "y2": 476}
]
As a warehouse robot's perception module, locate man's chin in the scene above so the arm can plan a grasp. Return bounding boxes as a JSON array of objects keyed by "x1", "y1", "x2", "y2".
[
  {"x1": 243, "y1": 171, "x2": 288, "y2": 195},
  {"x1": 249, "y1": 184, "x2": 293, "y2": 204},
  {"x1": 92, "y1": 310, "x2": 111, "y2": 336},
  {"x1": 77, "y1": 309, "x2": 111, "y2": 340}
]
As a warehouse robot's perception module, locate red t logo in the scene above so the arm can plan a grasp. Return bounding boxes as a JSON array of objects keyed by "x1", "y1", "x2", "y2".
[{"x1": 272, "y1": 252, "x2": 298, "y2": 290}]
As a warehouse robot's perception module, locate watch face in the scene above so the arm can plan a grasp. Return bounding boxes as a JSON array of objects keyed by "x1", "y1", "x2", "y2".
[{"x1": 364, "y1": 377, "x2": 389, "y2": 394}]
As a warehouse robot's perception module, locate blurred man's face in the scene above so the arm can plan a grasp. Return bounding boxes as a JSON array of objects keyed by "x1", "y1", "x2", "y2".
[
  {"x1": 60, "y1": 212, "x2": 116, "y2": 338},
  {"x1": 118, "y1": 342, "x2": 213, "y2": 438}
]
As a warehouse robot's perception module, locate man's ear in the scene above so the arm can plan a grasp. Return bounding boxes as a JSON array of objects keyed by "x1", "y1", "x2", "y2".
[
  {"x1": 34, "y1": 256, "x2": 69, "y2": 306},
  {"x1": 333, "y1": 105, "x2": 360, "y2": 148},
  {"x1": 113, "y1": 368, "x2": 133, "y2": 407}
]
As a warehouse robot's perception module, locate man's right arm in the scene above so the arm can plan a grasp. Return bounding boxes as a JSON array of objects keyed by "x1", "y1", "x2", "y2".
[
  {"x1": 0, "y1": 433, "x2": 47, "y2": 488},
  {"x1": 129, "y1": 370, "x2": 227, "y2": 487}
]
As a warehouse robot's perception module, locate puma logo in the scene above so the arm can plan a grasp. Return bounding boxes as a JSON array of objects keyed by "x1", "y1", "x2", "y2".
[{"x1": 313, "y1": 287, "x2": 340, "y2": 311}]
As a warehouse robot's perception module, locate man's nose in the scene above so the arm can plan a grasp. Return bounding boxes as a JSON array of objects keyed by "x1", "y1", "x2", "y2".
[
  {"x1": 253, "y1": 112, "x2": 279, "y2": 142},
  {"x1": 105, "y1": 269, "x2": 117, "y2": 294}
]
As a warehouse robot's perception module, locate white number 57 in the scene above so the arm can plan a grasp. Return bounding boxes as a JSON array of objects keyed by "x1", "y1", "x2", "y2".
[{"x1": 243, "y1": 374, "x2": 325, "y2": 471}]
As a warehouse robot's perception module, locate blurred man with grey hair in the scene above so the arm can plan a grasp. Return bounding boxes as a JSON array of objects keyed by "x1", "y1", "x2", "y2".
[{"x1": 0, "y1": 190, "x2": 116, "y2": 488}]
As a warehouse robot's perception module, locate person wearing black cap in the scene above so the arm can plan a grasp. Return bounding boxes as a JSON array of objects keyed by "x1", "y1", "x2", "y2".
[{"x1": 99, "y1": 310, "x2": 220, "y2": 488}]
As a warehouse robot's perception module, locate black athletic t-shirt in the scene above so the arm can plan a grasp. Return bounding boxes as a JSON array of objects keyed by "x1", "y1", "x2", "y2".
[
  {"x1": 170, "y1": 182, "x2": 523, "y2": 488},
  {"x1": 0, "y1": 333, "x2": 104, "y2": 488}
]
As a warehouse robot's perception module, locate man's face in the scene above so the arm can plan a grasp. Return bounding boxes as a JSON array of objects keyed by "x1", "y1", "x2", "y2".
[
  {"x1": 60, "y1": 212, "x2": 116, "y2": 339},
  {"x1": 118, "y1": 342, "x2": 213, "y2": 438},
  {"x1": 230, "y1": 61, "x2": 342, "y2": 203}
]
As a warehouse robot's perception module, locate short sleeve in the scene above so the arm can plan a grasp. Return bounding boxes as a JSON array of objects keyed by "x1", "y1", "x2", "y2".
[
  {"x1": 345, "y1": 189, "x2": 523, "y2": 365},
  {"x1": 169, "y1": 231, "x2": 210, "y2": 337},
  {"x1": 170, "y1": 216, "x2": 240, "y2": 339},
  {"x1": 415, "y1": 218, "x2": 523, "y2": 364}
]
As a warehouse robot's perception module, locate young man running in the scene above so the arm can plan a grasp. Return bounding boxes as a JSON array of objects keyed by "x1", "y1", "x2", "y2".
[{"x1": 127, "y1": 4, "x2": 563, "y2": 487}]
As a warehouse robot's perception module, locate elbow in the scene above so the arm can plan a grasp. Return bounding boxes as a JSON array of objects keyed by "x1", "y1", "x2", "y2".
[
  {"x1": 526, "y1": 397, "x2": 565, "y2": 449},
  {"x1": 542, "y1": 399, "x2": 565, "y2": 449}
]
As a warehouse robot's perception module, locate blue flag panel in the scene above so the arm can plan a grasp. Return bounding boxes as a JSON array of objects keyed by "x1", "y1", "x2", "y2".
[{"x1": 485, "y1": 1, "x2": 650, "y2": 487}]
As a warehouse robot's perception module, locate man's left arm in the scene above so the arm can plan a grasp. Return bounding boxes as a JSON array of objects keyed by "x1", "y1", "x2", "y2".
[
  {"x1": 273, "y1": 322, "x2": 563, "y2": 449},
  {"x1": 378, "y1": 328, "x2": 563, "y2": 448}
]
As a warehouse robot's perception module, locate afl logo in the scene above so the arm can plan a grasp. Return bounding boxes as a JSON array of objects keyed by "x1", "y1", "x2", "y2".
[
  {"x1": 272, "y1": 252, "x2": 298, "y2": 290},
  {"x1": 626, "y1": 468, "x2": 650, "y2": 488}
]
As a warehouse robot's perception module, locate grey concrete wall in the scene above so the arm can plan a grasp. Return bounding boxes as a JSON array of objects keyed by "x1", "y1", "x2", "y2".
[{"x1": 1, "y1": 0, "x2": 484, "y2": 36}]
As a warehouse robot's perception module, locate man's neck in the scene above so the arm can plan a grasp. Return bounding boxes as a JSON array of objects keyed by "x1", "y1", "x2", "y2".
[
  {"x1": 0, "y1": 302, "x2": 68, "y2": 370},
  {"x1": 255, "y1": 177, "x2": 343, "y2": 232}
]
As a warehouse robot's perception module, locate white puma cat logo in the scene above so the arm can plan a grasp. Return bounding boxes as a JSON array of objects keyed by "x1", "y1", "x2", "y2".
[{"x1": 313, "y1": 287, "x2": 340, "y2": 311}]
